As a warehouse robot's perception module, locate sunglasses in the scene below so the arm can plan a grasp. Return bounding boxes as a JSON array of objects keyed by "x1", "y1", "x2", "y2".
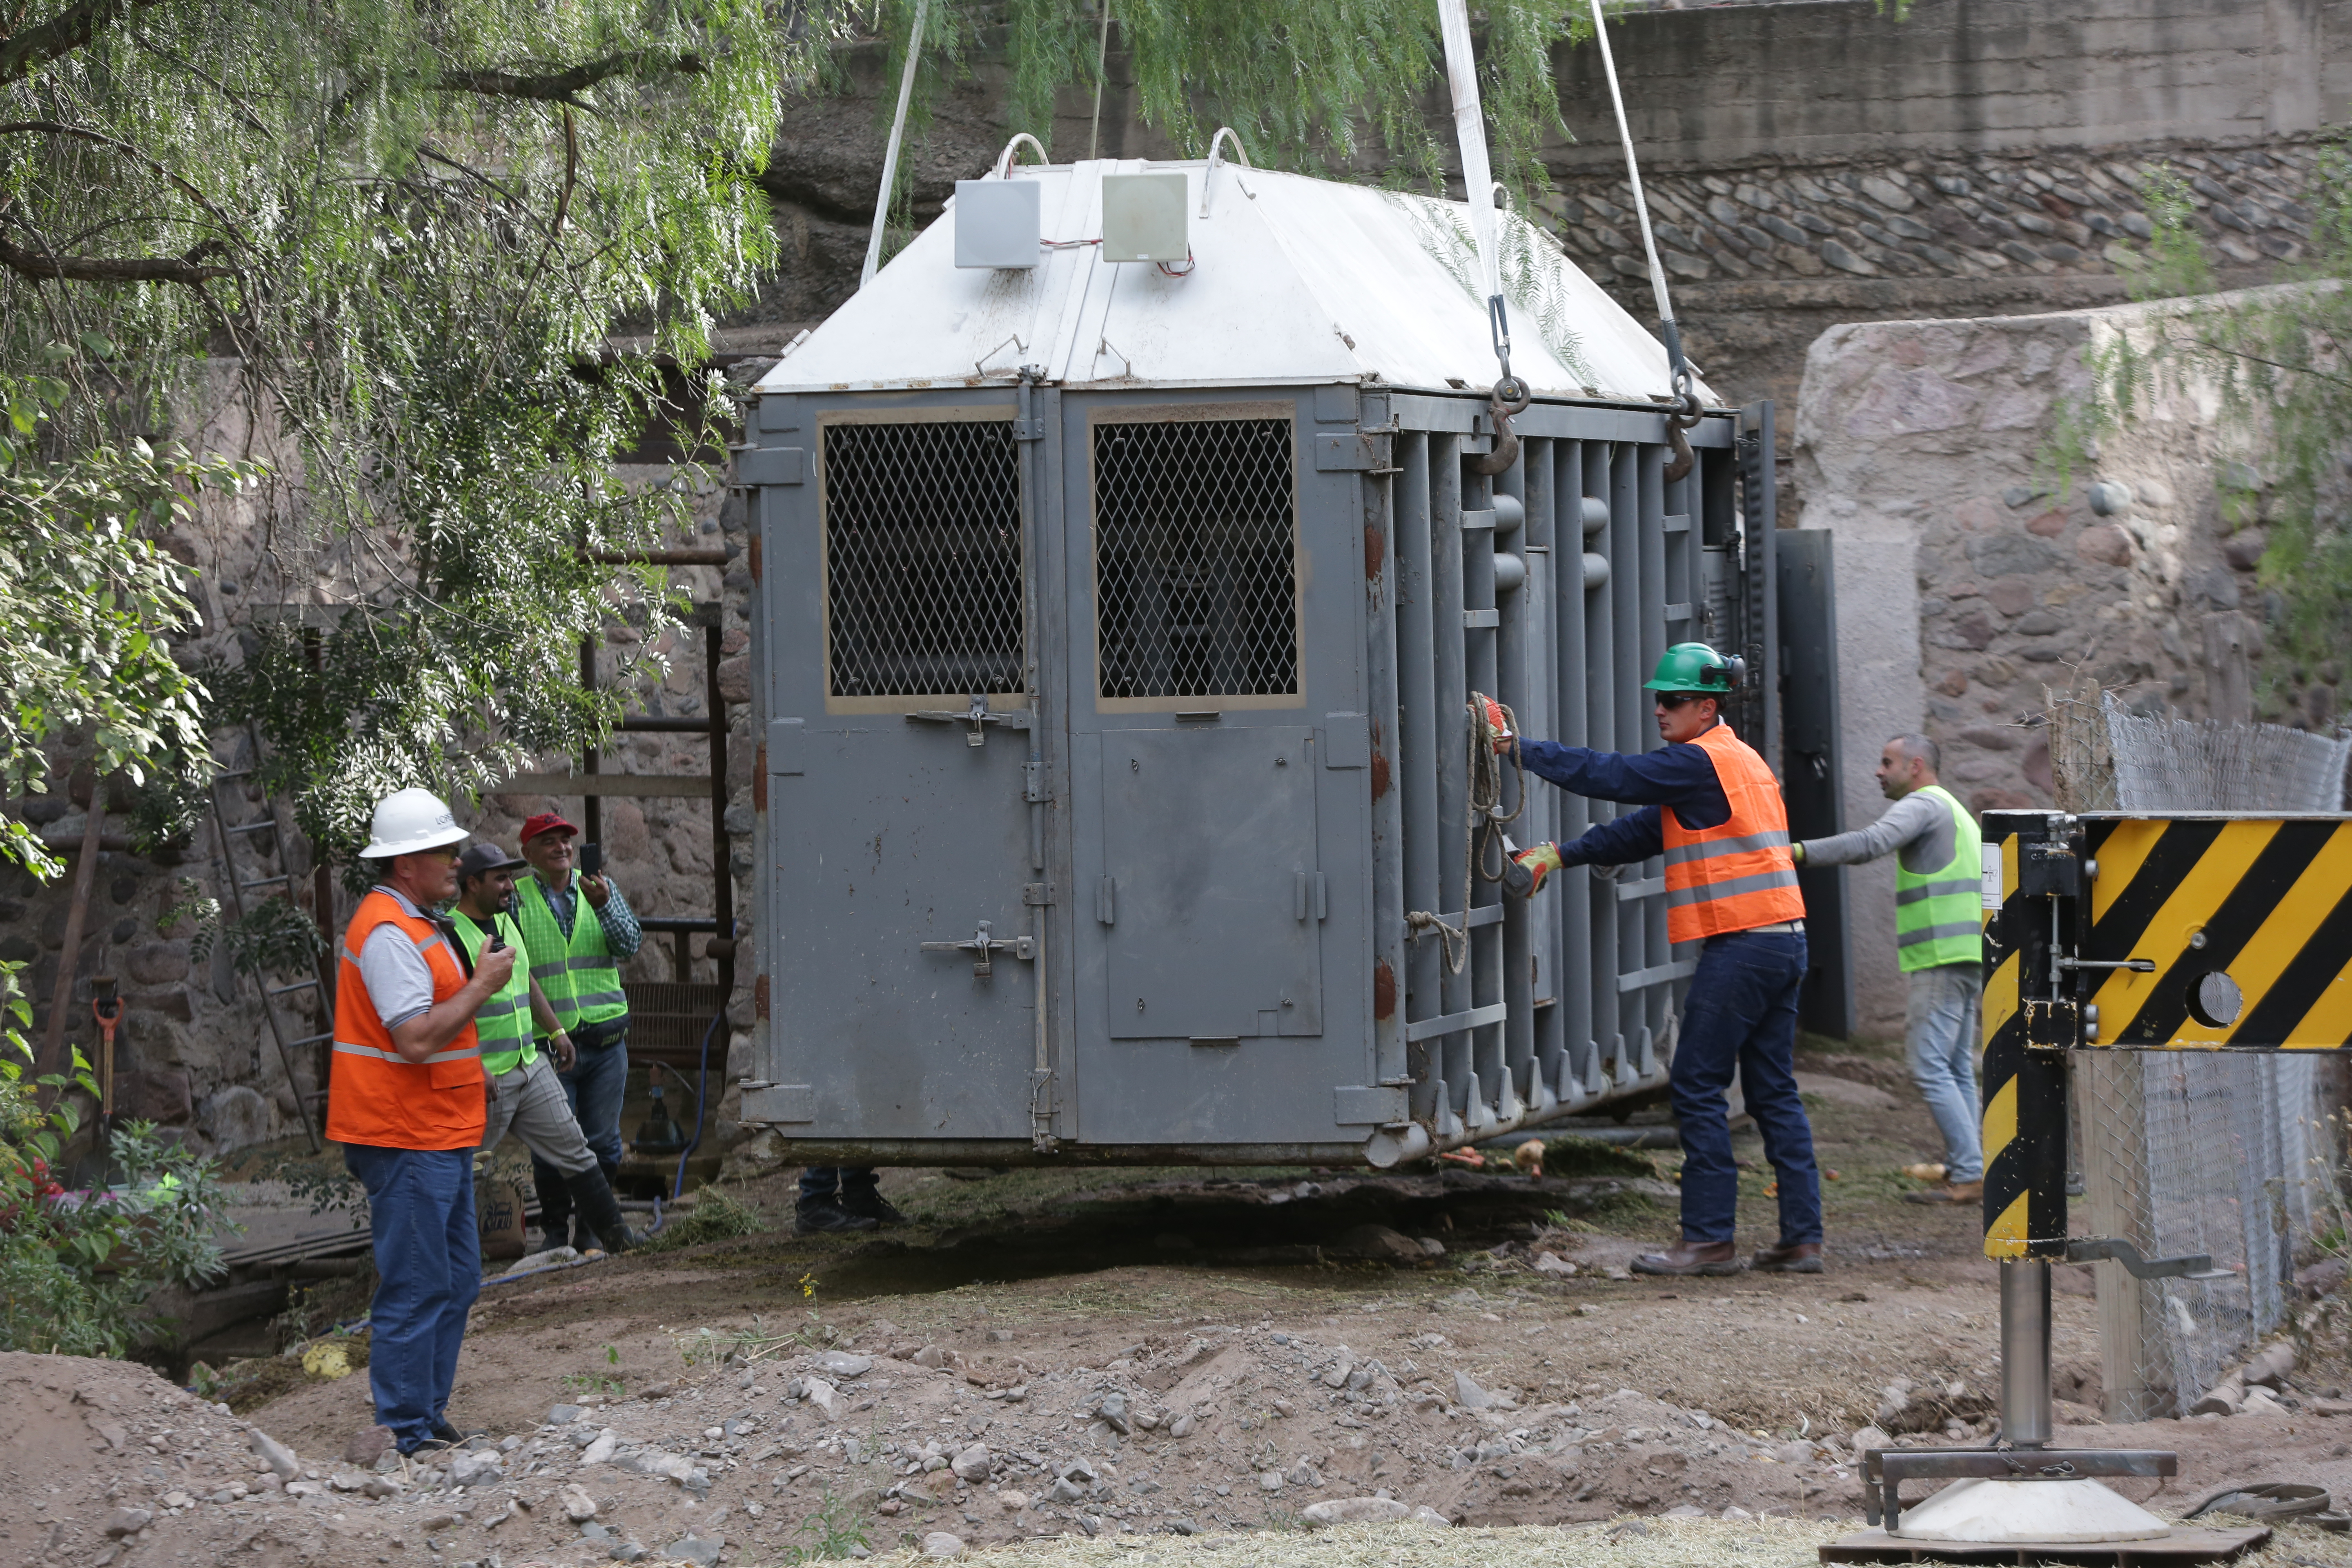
[{"x1": 1655, "y1": 692, "x2": 1707, "y2": 709}]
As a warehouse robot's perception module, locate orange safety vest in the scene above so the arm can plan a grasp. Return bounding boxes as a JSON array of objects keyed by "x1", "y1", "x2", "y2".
[
  {"x1": 325, "y1": 889, "x2": 486, "y2": 1150},
  {"x1": 1662, "y1": 723, "x2": 1806, "y2": 943}
]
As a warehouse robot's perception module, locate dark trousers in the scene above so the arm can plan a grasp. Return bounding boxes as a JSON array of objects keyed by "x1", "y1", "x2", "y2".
[
  {"x1": 1668, "y1": 929, "x2": 1822, "y2": 1247},
  {"x1": 533, "y1": 1029, "x2": 627, "y2": 1243},
  {"x1": 344, "y1": 1144, "x2": 479, "y2": 1452},
  {"x1": 798, "y1": 1166, "x2": 878, "y2": 1209}
]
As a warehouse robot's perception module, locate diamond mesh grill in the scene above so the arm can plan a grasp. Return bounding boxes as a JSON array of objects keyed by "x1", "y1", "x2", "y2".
[
  {"x1": 823, "y1": 419, "x2": 1024, "y2": 698},
  {"x1": 1093, "y1": 417, "x2": 1298, "y2": 699}
]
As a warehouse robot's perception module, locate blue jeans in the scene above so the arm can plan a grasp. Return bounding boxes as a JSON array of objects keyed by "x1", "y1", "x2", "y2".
[
  {"x1": 1669, "y1": 930, "x2": 1822, "y2": 1247},
  {"x1": 1908, "y1": 962, "x2": 1984, "y2": 1182},
  {"x1": 798, "y1": 1167, "x2": 878, "y2": 1207},
  {"x1": 344, "y1": 1144, "x2": 480, "y2": 1452}
]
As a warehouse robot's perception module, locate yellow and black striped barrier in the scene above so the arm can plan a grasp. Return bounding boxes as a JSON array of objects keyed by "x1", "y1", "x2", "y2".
[
  {"x1": 1978, "y1": 810, "x2": 2352, "y2": 1263},
  {"x1": 1980, "y1": 811, "x2": 2071, "y2": 1262}
]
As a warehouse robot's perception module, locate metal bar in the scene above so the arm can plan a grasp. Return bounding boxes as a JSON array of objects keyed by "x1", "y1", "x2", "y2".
[
  {"x1": 1616, "y1": 959, "x2": 1698, "y2": 993},
  {"x1": 1365, "y1": 393, "x2": 1410, "y2": 1090},
  {"x1": 265, "y1": 979, "x2": 320, "y2": 997},
  {"x1": 239, "y1": 874, "x2": 291, "y2": 890},
  {"x1": 1496, "y1": 472, "x2": 1535, "y2": 1121},
  {"x1": 640, "y1": 916, "x2": 724, "y2": 932},
  {"x1": 620, "y1": 715, "x2": 719, "y2": 733},
  {"x1": 584, "y1": 548, "x2": 731, "y2": 566},
  {"x1": 1521, "y1": 437, "x2": 1566, "y2": 1104},
  {"x1": 226, "y1": 820, "x2": 277, "y2": 835},
  {"x1": 1432, "y1": 436, "x2": 1472, "y2": 1114},
  {"x1": 1406, "y1": 1001, "x2": 1510, "y2": 1045},
  {"x1": 1614, "y1": 876, "x2": 1667, "y2": 900},
  {"x1": 1584, "y1": 443, "x2": 1620, "y2": 1082},
  {"x1": 1636, "y1": 441, "x2": 1670, "y2": 1071},
  {"x1": 497, "y1": 773, "x2": 715, "y2": 798},
  {"x1": 2001, "y1": 1258, "x2": 2056, "y2": 1447},
  {"x1": 1398, "y1": 432, "x2": 1441, "y2": 1117},
  {"x1": 581, "y1": 635, "x2": 601, "y2": 851},
  {"x1": 1609, "y1": 443, "x2": 1644, "y2": 1073},
  {"x1": 1463, "y1": 463, "x2": 1504, "y2": 1126},
  {"x1": 708, "y1": 618, "x2": 736, "y2": 1009}
]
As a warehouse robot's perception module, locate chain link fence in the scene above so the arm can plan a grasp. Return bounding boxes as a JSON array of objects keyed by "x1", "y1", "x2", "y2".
[{"x1": 2049, "y1": 688, "x2": 2351, "y2": 1419}]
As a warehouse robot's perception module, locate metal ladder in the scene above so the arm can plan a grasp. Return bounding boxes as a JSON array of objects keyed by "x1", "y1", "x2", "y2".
[{"x1": 206, "y1": 733, "x2": 325, "y2": 1151}]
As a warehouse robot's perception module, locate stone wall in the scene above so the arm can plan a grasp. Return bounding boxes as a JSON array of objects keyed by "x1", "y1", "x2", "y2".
[{"x1": 1791, "y1": 294, "x2": 2292, "y2": 1034}]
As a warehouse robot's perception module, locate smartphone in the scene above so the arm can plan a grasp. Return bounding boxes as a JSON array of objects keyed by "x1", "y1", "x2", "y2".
[{"x1": 578, "y1": 841, "x2": 603, "y2": 877}]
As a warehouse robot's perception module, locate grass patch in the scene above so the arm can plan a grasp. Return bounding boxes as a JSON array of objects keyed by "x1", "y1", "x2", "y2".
[
  {"x1": 643, "y1": 1187, "x2": 768, "y2": 1252},
  {"x1": 1539, "y1": 1136, "x2": 1661, "y2": 1180}
]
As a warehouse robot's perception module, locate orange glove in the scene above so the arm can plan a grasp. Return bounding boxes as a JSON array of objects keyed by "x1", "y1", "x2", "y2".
[
  {"x1": 1505, "y1": 841, "x2": 1565, "y2": 897},
  {"x1": 1479, "y1": 695, "x2": 1515, "y2": 754}
]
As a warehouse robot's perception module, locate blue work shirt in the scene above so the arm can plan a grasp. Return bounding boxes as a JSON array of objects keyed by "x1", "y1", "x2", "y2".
[{"x1": 1521, "y1": 731, "x2": 1731, "y2": 868}]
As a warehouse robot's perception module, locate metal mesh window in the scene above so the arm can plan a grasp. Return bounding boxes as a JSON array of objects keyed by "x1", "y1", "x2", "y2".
[
  {"x1": 824, "y1": 419, "x2": 1024, "y2": 698},
  {"x1": 1094, "y1": 417, "x2": 1298, "y2": 699}
]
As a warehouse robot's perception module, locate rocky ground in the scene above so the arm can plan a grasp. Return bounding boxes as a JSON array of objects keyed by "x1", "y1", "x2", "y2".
[{"x1": 12, "y1": 1042, "x2": 2352, "y2": 1568}]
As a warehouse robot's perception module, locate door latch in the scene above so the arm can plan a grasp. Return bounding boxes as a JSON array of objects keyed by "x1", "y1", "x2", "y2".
[
  {"x1": 919, "y1": 920, "x2": 1036, "y2": 979},
  {"x1": 2067, "y1": 1237, "x2": 2233, "y2": 1281},
  {"x1": 906, "y1": 693, "x2": 1034, "y2": 747}
]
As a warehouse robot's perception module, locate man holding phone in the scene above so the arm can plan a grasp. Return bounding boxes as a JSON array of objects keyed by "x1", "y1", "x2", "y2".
[
  {"x1": 450, "y1": 843, "x2": 637, "y2": 1253},
  {"x1": 514, "y1": 812, "x2": 643, "y2": 1252}
]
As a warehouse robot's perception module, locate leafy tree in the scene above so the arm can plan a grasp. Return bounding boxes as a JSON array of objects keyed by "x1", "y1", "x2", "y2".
[
  {"x1": 2067, "y1": 150, "x2": 2352, "y2": 717},
  {"x1": 0, "y1": 0, "x2": 800, "y2": 866}
]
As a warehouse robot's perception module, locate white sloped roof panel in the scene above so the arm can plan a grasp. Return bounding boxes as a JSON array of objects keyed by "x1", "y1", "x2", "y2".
[{"x1": 756, "y1": 159, "x2": 1710, "y2": 405}]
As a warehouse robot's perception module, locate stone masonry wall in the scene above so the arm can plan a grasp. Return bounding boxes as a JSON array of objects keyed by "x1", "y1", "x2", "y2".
[{"x1": 1791, "y1": 295, "x2": 2292, "y2": 1035}]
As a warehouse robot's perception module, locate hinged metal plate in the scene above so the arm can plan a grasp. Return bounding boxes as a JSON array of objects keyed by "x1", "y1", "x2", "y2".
[
  {"x1": 1024, "y1": 882, "x2": 1056, "y2": 906},
  {"x1": 1023, "y1": 760, "x2": 1047, "y2": 802},
  {"x1": 737, "y1": 447, "x2": 805, "y2": 486},
  {"x1": 1013, "y1": 417, "x2": 1047, "y2": 441},
  {"x1": 1312, "y1": 430, "x2": 1390, "y2": 472},
  {"x1": 2025, "y1": 998, "x2": 2080, "y2": 1048}
]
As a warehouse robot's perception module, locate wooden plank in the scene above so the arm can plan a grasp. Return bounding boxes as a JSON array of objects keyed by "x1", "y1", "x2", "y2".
[{"x1": 498, "y1": 773, "x2": 715, "y2": 798}]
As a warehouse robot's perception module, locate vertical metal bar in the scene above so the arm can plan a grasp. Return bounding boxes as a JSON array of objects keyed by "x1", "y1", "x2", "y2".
[
  {"x1": 1432, "y1": 435, "x2": 1471, "y2": 1120},
  {"x1": 1493, "y1": 462, "x2": 1533, "y2": 1120},
  {"x1": 1464, "y1": 461, "x2": 1502, "y2": 1122},
  {"x1": 1552, "y1": 440, "x2": 1594, "y2": 1102},
  {"x1": 1365, "y1": 396, "x2": 1409, "y2": 1090},
  {"x1": 1739, "y1": 401, "x2": 1780, "y2": 768},
  {"x1": 1584, "y1": 441, "x2": 1619, "y2": 1084},
  {"x1": 1637, "y1": 441, "x2": 1670, "y2": 1066},
  {"x1": 581, "y1": 634, "x2": 602, "y2": 849},
  {"x1": 2000, "y1": 1261, "x2": 2056, "y2": 1447},
  {"x1": 1609, "y1": 443, "x2": 1644, "y2": 1076},
  {"x1": 1397, "y1": 433, "x2": 1443, "y2": 1120},
  {"x1": 1521, "y1": 439, "x2": 1564, "y2": 1104}
]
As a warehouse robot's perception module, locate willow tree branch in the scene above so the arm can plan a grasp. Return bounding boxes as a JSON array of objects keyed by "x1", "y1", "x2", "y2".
[
  {"x1": 0, "y1": 228, "x2": 232, "y2": 284},
  {"x1": 435, "y1": 49, "x2": 705, "y2": 105},
  {"x1": 0, "y1": 0, "x2": 169, "y2": 86}
]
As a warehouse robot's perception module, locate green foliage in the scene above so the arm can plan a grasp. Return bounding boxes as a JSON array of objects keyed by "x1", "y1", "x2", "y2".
[
  {"x1": 1538, "y1": 1135, "x2": 1661, "y2": 1180},
  {"x1": 0, "y1": 967, "x2": 232, "y2": 1356},
  {"x1": 2067, "y1": 150, "x2": 2352, "y2": 690},
  {"x1": 902, "y1": 0, "x2": 1608, "y2": 209},
  {"x1": 189, "y1": 894, "x2": 327, "y2": 980},
  {"x1": 1, "y1": 0, "x2": 797, "y2": 868},
  {"x1": 0, "y1": 361, "x2": 255, "y2": 880},
  {"x1": 643, "y1": 1186, "x2": 767, "y2": 1253},
  {"x1": 785, "y1": 1488, "x2": 872, "y2": 1563}
]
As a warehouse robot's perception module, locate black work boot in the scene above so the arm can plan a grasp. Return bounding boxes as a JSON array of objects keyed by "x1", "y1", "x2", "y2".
[
  {"x1": 563, "y1": 1167, "x2": 639, "y2": 1254},
  {"x1": 796, "y1": 1198, "x2": 879, "y2": 1235},
  {"x1": 840, "y1": 1183, "x2": 907, "y2": 1227},
  {"x1": 532, "y1": 1163, "x2": 573, "y2": 1253}
]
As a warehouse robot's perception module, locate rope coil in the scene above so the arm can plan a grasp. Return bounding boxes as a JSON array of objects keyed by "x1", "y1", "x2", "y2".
[{"x1": 1407, "y1": 693, "x2": 1525, "y2": 976}]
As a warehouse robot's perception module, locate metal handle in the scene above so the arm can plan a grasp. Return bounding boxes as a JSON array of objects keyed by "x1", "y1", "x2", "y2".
[
  {"x1": 906, "y1": 694, "x2": 1033, "y2": 746},
  {"x1": 919, "y1": 919, "x2": 1037, "y2": 978},
  {"x1": 2056, "y1": 956, "x2": 2156, "y2": 973}
]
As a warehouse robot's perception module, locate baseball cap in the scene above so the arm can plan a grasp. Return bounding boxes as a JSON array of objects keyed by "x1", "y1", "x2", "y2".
[
  {"x1": 519, "y1": 812, "x2": 579, "y2": 844},
  {"x1": 456, "y1": 842, "x2": 529, "y2": 882}
]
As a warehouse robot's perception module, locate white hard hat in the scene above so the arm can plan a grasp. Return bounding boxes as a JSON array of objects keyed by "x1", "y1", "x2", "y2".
[{"x1": 361, "y1": 788, "x2": 468, "y2": 859}]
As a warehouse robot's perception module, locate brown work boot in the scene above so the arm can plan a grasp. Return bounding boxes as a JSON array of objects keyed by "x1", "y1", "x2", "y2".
[
  {"x1": 1903, "y1": 1180, "x2": 1984, "y2": 1206},
  {"x1": 1630, "y1": 1238, "x2": 1742, "y2": 1277},
  {"x1": 1751, "y1": 1241, "x2": 1825, "y2": 1273}
]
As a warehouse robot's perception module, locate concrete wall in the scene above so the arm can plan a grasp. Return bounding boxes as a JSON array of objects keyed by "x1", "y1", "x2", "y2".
[
  {"x1": 1791, "y1": 297, "x2": 2292, "y2": 1034},
  {"x1": 1550, "y1": 0, "x2": 2337, "y2": 172}
]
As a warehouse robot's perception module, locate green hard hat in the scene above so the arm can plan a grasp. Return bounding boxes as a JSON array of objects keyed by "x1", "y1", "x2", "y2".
[{"x1": 1643, "y1": 641, "x2": 1742, "y2": 694}]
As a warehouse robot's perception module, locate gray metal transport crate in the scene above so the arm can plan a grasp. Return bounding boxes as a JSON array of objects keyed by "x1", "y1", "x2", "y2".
[{"x1": 739, "y1": 154, "x2": 1778, "y2": 1166}]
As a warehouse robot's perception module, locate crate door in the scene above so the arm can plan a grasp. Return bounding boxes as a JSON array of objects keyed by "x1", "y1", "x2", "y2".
[{"x1": 764, "y1": 404, "x2": 1043, "y2": 1140}]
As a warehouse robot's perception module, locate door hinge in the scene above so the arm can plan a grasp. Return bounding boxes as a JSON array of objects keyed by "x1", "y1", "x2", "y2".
[
  {"x1": 1023, "y1": 760, "x2": 1048, "y2": 802},
  {"x1": 1024, "y1": 882, "x2": 1056, "y2": 906},
  {"x1": 1013, "y1": 417, "x2": 1047, "y2": 442}
]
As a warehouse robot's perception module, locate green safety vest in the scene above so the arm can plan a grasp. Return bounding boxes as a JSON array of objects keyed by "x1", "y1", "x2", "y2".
[
  {"x1": 1896, "y1": 784, "x2": 1984, "y2": 973},
  {"x1": 514, "y1": 873, "x2": 629, "y2": 1031},
  {"x1": 452, "y1": 909, "x2": 537, "y2": 1076}
]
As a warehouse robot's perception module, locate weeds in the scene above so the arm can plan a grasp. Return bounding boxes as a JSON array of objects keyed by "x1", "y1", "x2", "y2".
[
  {"x1": 641, "y1": 1187, "x2": 766, "y2": 1253},
  {"x1": 563, "y1": 1343, "x2": 626, "y2": 1396},
  {"x1": 781, "y1": 1488, "x2": 869, "y2": 1562}
]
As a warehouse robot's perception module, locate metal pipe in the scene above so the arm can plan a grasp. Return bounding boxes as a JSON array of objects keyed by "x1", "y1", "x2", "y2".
[
  {"x1": 1610, "y1": 443, "x2": 1643, "y2": 1076},
  {"x1": 862, "y1": 0, "x2": 929, "y2": 289},
  {"x1": 1635, "y1": 442, "x2": 1670, "y2": 1066},
  {"x1": 1464, "y1": 466, "x2": 1502, "y2": 1123},
  {"x1": 1494, "y1": 474, "x2": 1534, "y2": 1120},
  {"x1": 1397, "y1": 434, "x2": 1442, "y2": 1120},
  {"x1": 1365, "y1": 397, "x2": 1409, "y2": 1090},
  {"x1": 2000, "y1": 1259, "x2": 2055, "y2": 1448},
  {"x1": 1583, "y1": 443, "x2": 1619, "y2": 1086},
  {"x1": 1432, "y1": 438, "x2": 1472, "y2": 1119}
]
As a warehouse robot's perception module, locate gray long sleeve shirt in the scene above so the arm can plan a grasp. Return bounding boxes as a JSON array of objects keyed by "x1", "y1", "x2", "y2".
[{"x1": 1797, "y1": 790, "x2": 1957, "y2": 877}]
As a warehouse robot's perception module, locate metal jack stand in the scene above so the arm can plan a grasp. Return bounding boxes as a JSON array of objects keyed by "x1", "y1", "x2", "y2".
[{"x1": 1822, "y1": 808, "x2": 2328, "y2": 1566}]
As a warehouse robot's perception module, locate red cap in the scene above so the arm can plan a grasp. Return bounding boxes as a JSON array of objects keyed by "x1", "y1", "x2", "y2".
[{"x1": 519, "y1": 811, "x2": 579, "y2": 845}]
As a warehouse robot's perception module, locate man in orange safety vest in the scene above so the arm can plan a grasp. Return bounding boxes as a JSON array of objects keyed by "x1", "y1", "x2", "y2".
[
  {"x1": 1508, "y1": 642, "x2": 1824, "y2": 1278},
  {"x1": 328, "y1": 788, "x2": 514, "y2": 1456}
]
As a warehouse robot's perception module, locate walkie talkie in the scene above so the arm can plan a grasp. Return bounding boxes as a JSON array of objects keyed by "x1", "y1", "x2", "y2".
[{"x1": 489, "y1": 890, "x2": 514, "y2": 952}]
